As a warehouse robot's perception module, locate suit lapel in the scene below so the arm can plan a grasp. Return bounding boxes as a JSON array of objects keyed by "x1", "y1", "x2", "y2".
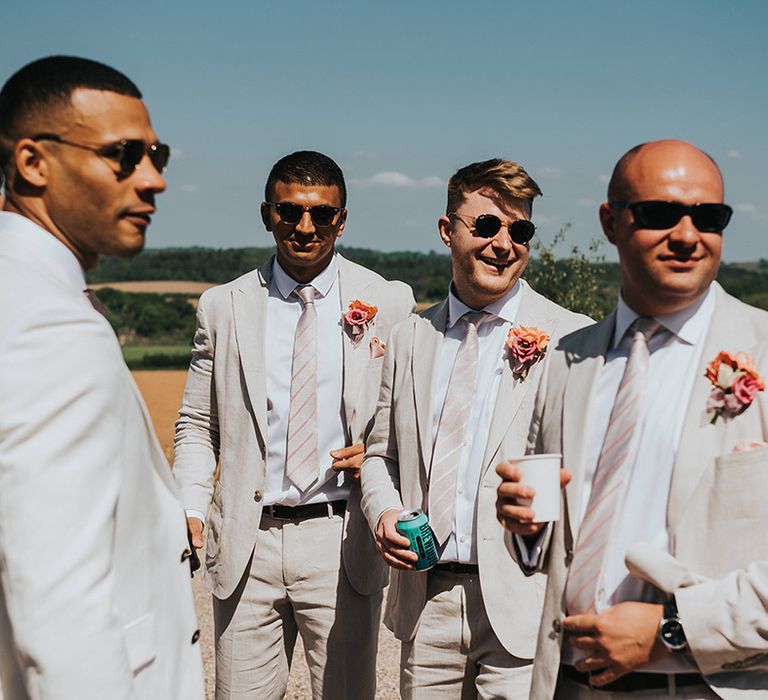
[
  {"x1": 338, "y1": 257, "x2": 374, "y2": 438},
  {"x1": 563, "y1": 312, "x2": 615, "y2": 538},
  {"x1": 413, "y1": 301, "x2": 447, "y2": 478},
  {"x1": 232, "y1": 260, "x2": 271, "y2": 453},
  {"x1": 667, "y1": 287, "x2": 751, "y2": 530}
]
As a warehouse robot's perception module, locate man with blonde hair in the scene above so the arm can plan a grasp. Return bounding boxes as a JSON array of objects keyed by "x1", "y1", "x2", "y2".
[{"x1": 360, "y1": 158, "x2": 591, "y2": 698}]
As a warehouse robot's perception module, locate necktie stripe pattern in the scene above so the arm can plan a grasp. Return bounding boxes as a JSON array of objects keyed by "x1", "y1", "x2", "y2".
[
  {"x1": 428, "y1": 312, "x2": 485, "y2": 547},
  {"x1": 565, "y1": 316, "x2": 660, "y2": 614},
  {"x1": 285, "y1": 285, "x2": 319, "y2": 492}
]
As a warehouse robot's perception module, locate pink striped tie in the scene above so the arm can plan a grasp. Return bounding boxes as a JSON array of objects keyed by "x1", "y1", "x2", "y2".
[
  {"x1": 286, "y1": 285, "x2": 319, "y2": 492},
  {"x1": 428, "y1": 312, "x2": 485, "y2": 547},
  {"x1": 565, "y1": 316, "x2": 660, "y2": 614}
]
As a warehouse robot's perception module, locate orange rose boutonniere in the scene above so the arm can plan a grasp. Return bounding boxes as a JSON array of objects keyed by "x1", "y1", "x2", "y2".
[
  {"x1": 506, "y1": 325, "x2": 551, "y2": 379},
  {"x1": 705, "y1": 351, "x2": 765, "y2": 423},
  {"x1": 343, "y1": 299, "x2": 378, "y2": 340}
]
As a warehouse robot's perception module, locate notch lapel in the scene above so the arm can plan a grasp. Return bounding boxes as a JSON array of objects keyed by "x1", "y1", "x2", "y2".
[
  {"x1": 413, "y1": 301, "x2": 447, "y2": 479},
  {"x1": 232, "y1": 261, "x2": 271, "y2": 454},
  {"x1": 562, "y1": 312, "x2": 615, "y2": 539},
  {"x1": 482, "y1": 287, "x2": 560, "y2": 474}
]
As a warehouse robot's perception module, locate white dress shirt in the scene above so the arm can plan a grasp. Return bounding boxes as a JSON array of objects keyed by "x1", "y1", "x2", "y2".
[
  {"x1": 263, "y1": 255, "x2": 349, "y2": 506},
  {"x1": 432, "y1": 280, "x2": 524, "y2": 563},
  {"x1": 564, "y1": 286, "x2": 715, "y2": 672}
]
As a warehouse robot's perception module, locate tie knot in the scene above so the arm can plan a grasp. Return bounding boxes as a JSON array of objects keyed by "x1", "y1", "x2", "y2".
[
  {"x1": 294, "y1": 285, "x2": 316, "y2": 305},
  {"x1": 460, "y1": 310, "x2": 487, "y2": 332},
  {"x1": 628, "y1": 316, "x2": 660, "y2": 343}
]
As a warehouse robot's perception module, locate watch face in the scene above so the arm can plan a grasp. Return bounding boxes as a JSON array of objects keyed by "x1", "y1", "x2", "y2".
[{"x1": 661, "y1": 619, "x2": 687, "y2": 651}]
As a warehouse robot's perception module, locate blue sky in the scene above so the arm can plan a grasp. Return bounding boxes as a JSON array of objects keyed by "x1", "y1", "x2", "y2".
[{"x1": 3, "y1": 1, "x2": 767, "y2": 261}]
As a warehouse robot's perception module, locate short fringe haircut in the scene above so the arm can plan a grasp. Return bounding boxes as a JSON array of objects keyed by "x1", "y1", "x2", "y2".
[{"x1": 446, "y1": 158, "x2": 542, "y2": 214}]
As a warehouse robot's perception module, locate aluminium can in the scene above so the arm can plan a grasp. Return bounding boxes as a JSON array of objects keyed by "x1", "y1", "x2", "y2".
[{"x1": 396, "y1": 508, "x2": 439, "y2": 571}]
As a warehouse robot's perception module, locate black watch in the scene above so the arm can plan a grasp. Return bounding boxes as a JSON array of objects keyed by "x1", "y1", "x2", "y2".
[{"x1": 659, "y1": 597, "x2": 688, "y2": 653}]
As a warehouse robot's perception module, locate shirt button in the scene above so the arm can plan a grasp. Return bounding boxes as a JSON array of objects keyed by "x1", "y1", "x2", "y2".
[
  {"x1": 459, "y1": 536, "x2": 467, "y2": 543},
  {"x1": 254, "y1": 490, "x2": 263, "y2": 502},
  {"x1": 457, "y1": 486, "x2": 463, "y2": 495},
  {"x1": 191, "y1": 629, "x2": 200, "y2": 644}
]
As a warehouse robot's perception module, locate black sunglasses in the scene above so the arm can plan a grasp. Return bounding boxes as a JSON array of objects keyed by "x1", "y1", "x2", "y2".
[
  {"x1": 266, "y1": 202, "x2": 342, "y2": 227},
  {"x1": 450, "y1": 212, "x2": 536, "y2": 244},
  {"x1": 34, "y1": 134, "x2": 171, "y2": 176},
  {"x1": 609, "y1": 200, "x2": 733, "y2": 233}
]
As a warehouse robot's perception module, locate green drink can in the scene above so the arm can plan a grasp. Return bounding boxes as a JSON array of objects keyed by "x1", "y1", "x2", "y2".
[{"x1": 396, "y1": 509, "x2": 439, "y2": 571}]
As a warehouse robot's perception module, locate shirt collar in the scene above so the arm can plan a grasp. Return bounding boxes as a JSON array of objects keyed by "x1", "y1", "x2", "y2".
[
  {"x1": 271, "y1": 253, "x2": 339, "y2": 300},
  {"x1": 446, "y1": 278, "x2": 524, "y2": 329},
  {"x1": 0, "y1": 212, "x2": 87, "y2": 292},
  {"x1": 613, "y1": 284, "x2": 716, "y2": 349}
]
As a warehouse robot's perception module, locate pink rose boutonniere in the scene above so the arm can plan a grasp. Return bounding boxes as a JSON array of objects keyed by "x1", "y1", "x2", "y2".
[
  {"x1": 705, "y1": 351, "x2": 765, "y2": 423},
  {"x1": 507, "y1": 325, "x2": 551, "y2": 380},
  {"x1": 343, "y1": 299, "x2": 378, "y2": 341}
]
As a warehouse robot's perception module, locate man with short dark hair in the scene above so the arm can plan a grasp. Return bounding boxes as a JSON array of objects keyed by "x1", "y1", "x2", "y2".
[
  {"x1": 497, "y1": 139, "x2": 768, "y2": 699},
  {"x1": 173, "y1": 150, "x2": 415, "y2": 699},
  {"x1": 360, "y1": 158, "x2": 590, "y2": 698},
  {"x1": 0, "y1": 55, "x2": 204, "y2": 699}
]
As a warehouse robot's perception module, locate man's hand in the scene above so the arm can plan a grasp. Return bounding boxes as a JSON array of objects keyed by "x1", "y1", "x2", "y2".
[
  {"x1": 564, "y1": 602, "x2": 667, "y2": 687},
  {"x1": 375, "y1": 508, "x2": 418, "y2": 570},
  {"x1": 495, "y1": 460, "x2": 571, "y2": 536},
  {"x1": 187, "y1": 516, "x2": 205, "y2": 550},
  {"x1": 331, "y1": 443, "x2": 364, "y2": 483}
]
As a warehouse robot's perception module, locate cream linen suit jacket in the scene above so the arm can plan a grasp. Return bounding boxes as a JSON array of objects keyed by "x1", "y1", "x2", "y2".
[
  {"x1": 173, "y1": 255, "x2": 414, "y2": 600},
  {"x1": 0, "y1": 213, "x2": 204, "y2": 700},
  {"x1": 528, "y1": 283, "x2": 768, "y2": 700},
  {"x1": 360, "y1": 282, "x2": 590, "y2": 658}
]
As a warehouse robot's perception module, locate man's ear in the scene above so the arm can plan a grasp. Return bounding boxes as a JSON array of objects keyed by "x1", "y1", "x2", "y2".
[
  {"x1": 599, "y1": 202, "x2": 617, "y2": 245},
  {"x1": 14, "y1": 139, "x2": 49, "y2": 188},
  {"x1": 438, "y1": 215, "x2": 452, "y2": 249},
  {"x1": 335, "y1": 208, "x2": 347, "y2": 239},
  {"x1": 260, "y1": 202, "x2": 272, "y2": 232}
]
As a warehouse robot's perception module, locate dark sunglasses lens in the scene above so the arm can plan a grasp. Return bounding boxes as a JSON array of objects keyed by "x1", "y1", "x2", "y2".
[
  {"x1": 119, "y1": 140, "x2": 146, "y2": 173},
  {"x1": 275, "y1": 203, "x2": 304, "y2": 224},
  {"x1": 631, "y1": 202, "x2": 683, "y2": 230},
  {"x1": 310, "y1": 206, "x2": 337, "y2": 226},
  {"x1": 509, "y1": 219, "x2": 536, "y2": 243},
  {"x1": 693, "y1": 204, "x2": 732, "y2": 232},
  {"x1": 474, "y1": 215, "x2": 503, "y2": 238},
  {"x1": 150, "y1": 143, "x2": 171, "y2": 173}
]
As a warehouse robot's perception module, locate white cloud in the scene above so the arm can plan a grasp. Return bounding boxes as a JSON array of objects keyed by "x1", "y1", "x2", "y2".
[
  {"x1": 726, "y1": 149, "x2": 741, "y2": 159},
  {"x1": 734, "y1": 202, "x2": 768, "y2": 221},
  {"x1": 537, "y1": 166, "x2": 565, "y2": 178},
  {"x1": 533, "y1": 215, "x2": 554, "y2": 225},
  {"x1": 349, "y1": 171, "x2": 445, "y2": 189},
  {"x1": 598, "y1": 174, "x2": 610, "y2": 184},
  {"x1": 182, "y1": 184, "x2": 199, "y2": 193},
  {"x1": 172, "y1": 148, "x2": 184, "y2": 159},
  {"x1": 577, "y1": 198, "x2": 595, "y2": 208}
]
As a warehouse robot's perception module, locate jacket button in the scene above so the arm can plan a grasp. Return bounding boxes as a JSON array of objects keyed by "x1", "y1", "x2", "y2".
[
  {"x1": 191, "y1": 629, "x2": 200, "y2": 644},
  {"x1": 552, "y1": 618, "x2": 562, "y2": 634},
  {"x1": 181, "y1": 548, "x2": 192, "y2": 563},
  {"x1": 254, "y1": 490, "x2": 263, "y2": 502},
  {"x1": 565, "y1": 548, "x2": 574, "y2": 565}
]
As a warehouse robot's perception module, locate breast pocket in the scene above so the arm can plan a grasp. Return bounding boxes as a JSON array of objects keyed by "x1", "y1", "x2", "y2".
[{"x1": 711, "y1": 446, "x2": 768, "y2": 520}]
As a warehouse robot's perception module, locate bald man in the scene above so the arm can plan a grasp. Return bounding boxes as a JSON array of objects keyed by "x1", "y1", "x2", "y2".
[{"x1": 497, "y1": 139, "x2": 768, "y2": 699}]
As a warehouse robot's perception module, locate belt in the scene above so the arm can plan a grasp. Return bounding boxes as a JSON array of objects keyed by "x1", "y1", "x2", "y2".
[
  {"x1": 433, "y1": 562, "x2": 479, "y2": 575},
  {"x1": 263, "y1": 500, "x2": 346, "y2": 521},
  {"x1": 561, "y1": 665, "x2": 704, "y2": 693}
]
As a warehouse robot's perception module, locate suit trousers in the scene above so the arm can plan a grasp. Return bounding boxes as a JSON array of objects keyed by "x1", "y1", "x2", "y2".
[
  {"x1": 400, "y1": 568, "x2": 532, "y2": 700},
  {"x1": 555, "y1": 675, "x2": 718, "y2": 699},
  {"x1": 213, "y1": 510, "x2": 381, "y2": 699}
]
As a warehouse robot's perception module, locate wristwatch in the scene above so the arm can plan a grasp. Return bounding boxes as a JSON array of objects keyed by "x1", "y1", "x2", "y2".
[{"x1": 659, "y1": 597, "x2": 688, "y2": 652}]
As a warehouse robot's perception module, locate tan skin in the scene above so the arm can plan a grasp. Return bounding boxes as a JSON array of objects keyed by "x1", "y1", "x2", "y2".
[
  {"x1": 4, "y1": 88, "x2": 166, "y2": 269},
  {"x1": 494, "y1": 140, "x2": 727, "y2": 685},
  {"x1": 188, "y1": 181, "x2": 363, "y2": 548},
  {"x1": 375, "y1": 188, "x2": 534, "y2": 570}
]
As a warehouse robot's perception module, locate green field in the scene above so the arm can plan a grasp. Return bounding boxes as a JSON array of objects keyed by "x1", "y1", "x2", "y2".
[{"x1": 122, "y1": 344, "x2": 191, "y2": 369}]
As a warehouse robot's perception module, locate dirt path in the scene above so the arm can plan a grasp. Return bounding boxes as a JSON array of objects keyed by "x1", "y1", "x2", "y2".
[{"x1": 132, "y1": 371, "x2": 401, "y2": 699}]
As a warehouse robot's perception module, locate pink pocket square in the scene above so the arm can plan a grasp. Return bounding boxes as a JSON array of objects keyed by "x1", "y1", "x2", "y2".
[
  {"x1": 369, "y1": 336, "x2": 386, "y2": 359},
  {"x1": 733, "y1": 439, "x2": 768, "y2": 452}
]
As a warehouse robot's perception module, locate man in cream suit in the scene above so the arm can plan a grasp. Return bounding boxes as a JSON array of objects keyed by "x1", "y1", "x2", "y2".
[
  {"x1": 498, "y1": 139, "x2": 768, "y2": 699},
  {"x1": 173, "y1": 151, "x2": 414, "y2": 699},
  {"x1": 360, "y1": 159, "x2": 590, "y2": 699},
  {"x1": 0, "y1": 56, "x2": 204, "y2": 699}
]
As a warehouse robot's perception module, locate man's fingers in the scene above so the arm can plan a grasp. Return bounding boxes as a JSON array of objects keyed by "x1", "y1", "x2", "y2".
[
  {"x1": 495, "y1": 461, "x2": 522, "y2": 481},
  {"x1": 570, "y1": 635, "x2": 600, "y2": 652},
  {"x1": 498, "y1": 517, "x2": 544, "y2": 536},
  {"x1": 329, "y1": 443, "x2": 364, "y2": 459},
  {"x1": 563, "y1": 613, "x2": 599, "y2": 634},
  {"x1": 588, "y1": 666, "x2": 628, "y2": 688},
  {"x1": 560, "y1": 468, "x2": 573, "y2": 489},
  {"x1": 497, "y1": 481, "x2": 535, "y2": 501},
  {"x1": 573, "y1": 655, "x2": 610, "y2": 673},
  {"x1": 331, "y1": 458, "x2": 360, "y2": 470},
  {"x1": 496, "y1": 500, "x2": 537, "y2": 522}
]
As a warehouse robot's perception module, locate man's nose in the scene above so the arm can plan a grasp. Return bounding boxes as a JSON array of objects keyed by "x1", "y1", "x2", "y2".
[
  {"x1": 490, "y1": 225, "x2": 514, "y2": 253},
  {"x1": 134, "y1": 155, "x2": 167, "y2": 194},
  {"x1": 295, "y1": 210, "x2": 315, "y2": 234},
  {"x1": 668, "y1": 214, "x2": 701, "y2": 249}
]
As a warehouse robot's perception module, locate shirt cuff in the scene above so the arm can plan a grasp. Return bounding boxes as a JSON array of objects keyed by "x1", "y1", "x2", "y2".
[
  {"x1": 186, "y1": 509, "x2": 206, "y2": 523},
  {"x1": 515, "y1": 526, "x2": 549, "y2": 570}
]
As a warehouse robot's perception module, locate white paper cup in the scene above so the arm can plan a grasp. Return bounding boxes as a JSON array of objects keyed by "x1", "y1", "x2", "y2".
[{"x1": 515, "y1": 453, "x2": 562, "y2": 523}]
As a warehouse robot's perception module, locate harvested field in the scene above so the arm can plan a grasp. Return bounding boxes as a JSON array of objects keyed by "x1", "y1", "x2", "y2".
[
  {"x1": 92, "y1": 280, "x2": 215, "y2": 295},
  {"x1": 132, "y1": 370, "x2": 400, "y2": 699}
]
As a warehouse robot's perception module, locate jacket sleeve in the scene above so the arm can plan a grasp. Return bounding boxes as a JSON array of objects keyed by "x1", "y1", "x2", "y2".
[
  {"x1": 0, "y1": 303, "x2": 137, "y2": 699},
  {"x1": 173, "y1": 293, "x2": 220, "y2": 516}
]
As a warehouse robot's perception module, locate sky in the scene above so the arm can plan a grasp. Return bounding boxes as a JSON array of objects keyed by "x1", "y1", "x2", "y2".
[{"x1": 2, "y1": 1, "x2": 767, "y2": 262}]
